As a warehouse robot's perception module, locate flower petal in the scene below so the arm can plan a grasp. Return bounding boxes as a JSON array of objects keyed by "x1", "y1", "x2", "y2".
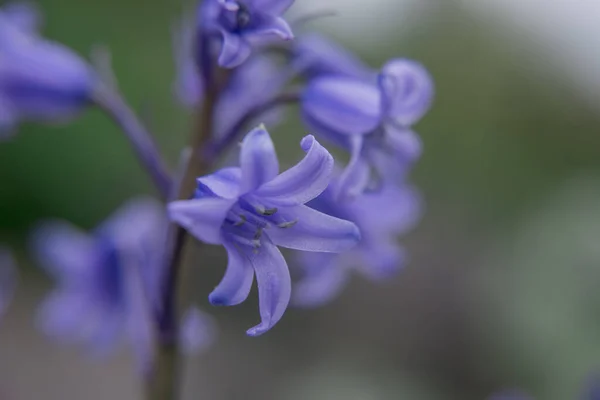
[
  {"x1": 218, "y1": 29, "x2": 252, "y2": 68},
  {"x1": 179, "y1": 307, "x2": 217, "y2": 355},
  {"x1": 246, "y1": 239, "x2": 291, "y2": 336},
  {"x1": 267, "y1": 205, "x2": 360, "y2": 253},
  {"x1": 333, "y1": 135, "x2": 368, "y2": 200},
  {"x1": 255, "y1": 135, "x2": 333, "y2": 206},
  {"x1": 3, "y1": 2, "x2": 41, "y2": 34},
  {"x1": 239, "y1": 126, "x2": 279, "y2": 193},
  {"x1": 250, "y1": 0, "x2": 295, "y2": 15},
  {"x1": 247, "y1": 15, "x2": 293, "y2": 40},
  {"x1": 168, "y1": 198, "x2": 235, "y2": 245},
  {"x1": 37, "y1": 290, "x2": 90, "y2": 341},
  {"x1": 30, "y1": 221, "x2": 98, "y2": 281},
  {"x1": 197, "y1": 167, "x2": 242, "y2": 199},
  {"x1": 378, "y1": 58, "x2": 434, "y2": 126},
  {"x1": 357, "y1": 240, "x2": 406, "y2": 280},
  {"x1": 292, "y1": 252, "x2": 348, "y2": 308},
  {"x1": 209, "y1": 240, "x2": 254, "y2": 306},
  {"x1": 302, "y1": 76, "x2": 381, "y2": 136},
  {"x1": 294, "y1": 33, "x2": 374, "y2": 81}
]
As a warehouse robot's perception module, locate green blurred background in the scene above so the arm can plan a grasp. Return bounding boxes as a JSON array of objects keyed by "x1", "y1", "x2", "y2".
[{"x1": 2, "y1": 0, "x2": 600, "y2": 399}]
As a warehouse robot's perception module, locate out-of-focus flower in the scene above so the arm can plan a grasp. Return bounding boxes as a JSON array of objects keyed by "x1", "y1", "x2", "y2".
[
  {"x1": 173, "y1": 20, "x2": 285, "y2": 140},
  {"x1": 0, "y1": 3, "x2": 96, "y2": 136},
  {"x1": 0, "y1": 247, "x2": 17, "y2": 319},
  {"x1": 32, "y1": 198, "x2": 214, "y2": 369},
  {"x1": 169, "y1": 126, "x2": 360, "y2": 336},
  {"x1": 293, "y1": 170, "x2": 421, "y2": 307},
  {"x1": 292, "y1": 33, "x2": 374, "y2": 81},
  {"x1": 199, "y1": 0, "x2": 295, "y2": 68},
  {"x1": 302, "y1": 58, "x2": 433, "y2": 198}
]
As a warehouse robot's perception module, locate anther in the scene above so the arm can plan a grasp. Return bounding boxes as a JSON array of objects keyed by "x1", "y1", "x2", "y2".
[
  {"x1": 278, "y1": 220, "x2": 298, "y2": 229},
  {"x1": 236, "y1": 3, "x2": 251, "y2": 29},
  {"x1": 234, "y1": 214, "x2": 247, "y2": 227},
  {"x1": 258, "y1": 207, "x2": 278, "y2": 216},
  {"x1": 253, "y1": 228, "x2": 263, "y2": 241}
]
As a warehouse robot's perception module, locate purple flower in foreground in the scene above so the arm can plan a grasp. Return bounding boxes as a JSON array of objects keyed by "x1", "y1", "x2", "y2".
[
  {"x1": 0, "y1": 247, "x2": 17, "y2": 319},
  {"x1": 292, "y1": 33, "x2": 374, "y2": 81},
  {"x1": 0, "y1": 4, "x2": 95, "y2": 136},
  {"x1": 302, "y1": 58, "x2": 433, "y2": 198},
  {"x1": 169, "y1": 126, "x2": 360, "y2": 336},
  {"x1": 293, "y1": 170, "x2": 421, "y2": 307},
  {"x1": 199, "y1": 0, "x2": 294, "y2": 68},
  {"x1": 32, "y1": 198, "x2": 213, "y2": 369}
]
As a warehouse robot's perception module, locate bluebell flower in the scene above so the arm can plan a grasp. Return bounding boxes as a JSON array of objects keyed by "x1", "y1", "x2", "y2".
[
  {"x1": 199, "y1": 0, "x2": 294, "y2": 68},
  {"x1": 168, "y1": 126, "x2": 360, "y2": 336},
  {"x1": 0, "y1": 3, "x2": 96, "y2": 136},
  {"x1": 293, "y1": 171, "x2": 421, "y2": 307},
  {"x1": 32, "y1": 198, "x2": 214, "y2": 369},
  {"x1": 302, "y1": 58, "x2": 434, "y2": 198},
  {"x1": 292, "y1": 33, "x2": 374, "y2": 81},
  {"x1": 0, "y1": 246, "x2": 17, "y2": 319}
]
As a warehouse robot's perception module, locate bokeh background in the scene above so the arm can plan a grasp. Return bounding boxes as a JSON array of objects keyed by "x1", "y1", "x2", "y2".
[{"x1": 2, "y1": 0, "x2": 600, "y2": 399}]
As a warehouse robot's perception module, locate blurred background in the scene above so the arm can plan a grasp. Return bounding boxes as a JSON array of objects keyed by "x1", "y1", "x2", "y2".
[{"x1": 2, "y1": 0, "x2": 600, "y2": 399}]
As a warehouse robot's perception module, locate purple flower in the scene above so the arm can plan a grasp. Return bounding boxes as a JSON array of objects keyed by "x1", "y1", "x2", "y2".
[
  {"x1": 0, "y1": 4, "x2": 96, "y2": 136},
  {"x1": 302, "y1": 58, "x2": 433, "y2": 198},
  {"x1": 199, "y1": 0, "x2": 294, "y2": 68},
  {"x1": 292, "y1": 33, "x2": 374, "y2": 81},
  {"x1": 32, "y1": 198, "x2": 214, "y2": 369},
  {"x1": 293, "y1": 170, "x2": 421, "y2": 307},
  {"x1": 169, "y1": 126, "x2": 360, "y2": 336},
  {"x1": 0, "y1": 247, "x2": 17, "y2": 319}
]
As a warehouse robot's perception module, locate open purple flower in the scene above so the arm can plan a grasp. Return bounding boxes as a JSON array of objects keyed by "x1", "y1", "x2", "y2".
[
  {"x1": 32, "y1": 198, "x2": 213, "y2": 369},
  {"x1": 199, "y1": 0, "x2": 294, "y2": 68},
  {"x1": 293, "y1": 171, "x2": 421, "y2": 307},
  {"x1": 0, "y1": 246, "x2": 17, "y2": 319},
  {"x1": 302, "y1": 58, "x2": 433, "y2": 198},
  {"x1": 0, "y1": 4, "x2": 95, "y2": 136},
  {"x1": 169, "y1": 126, "x2": 360, "y2": 336}
]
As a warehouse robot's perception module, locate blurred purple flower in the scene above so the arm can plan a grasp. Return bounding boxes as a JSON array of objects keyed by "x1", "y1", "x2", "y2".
[
  {"x1": 0, "y1": 3, "x2": 96, "y2": 136},
  {"x1": 173, "y1": 20, "x2": 285, "y2": 139},
  {"x1": 292, "y1": 33, "x2": 374, "y2": 81},
  {"x1": 302, "y1": 58, "x2": 433, "y2": 198},
  {"x1": 293, "y1": 170, "x2": 421, "y2": 307},
  {"x1": 169, "y1": 126, "x2": 360, "y2": 336},
  {"x1": 32, "y1": 198, "x2": 214, "y2": 370},
  {"x1": 0, "y1": 247, "x2": 17, "y2": 319},
  {"x1": 199, "y1": 0, "x2": 294, "y2": 68},
  {"x1": 179, "y1": 307, "x2": 217, "y2": 355}
]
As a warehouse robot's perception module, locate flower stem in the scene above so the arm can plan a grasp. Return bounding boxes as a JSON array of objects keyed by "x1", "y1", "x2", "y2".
[
  {"x1": 95, "y1": 87, "x2": 172, "y2": 199},
  {"x1": 144, "y1": 49, "x2": 223, "y2": 400}
]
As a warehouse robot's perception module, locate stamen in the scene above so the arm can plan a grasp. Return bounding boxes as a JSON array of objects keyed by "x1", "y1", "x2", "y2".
[
  {"x1": 277, "y1": 220, "x2": 298, "y2": 229},
  {"x1": 258, "y1": 207, "x2": 278, "y2": 216},
  {"x1": 253, "y1": 228, "x2": 263, "y2": 241},
  {"x1": 234, "y1": 214, "x2": 247, "y2": 226},
  {"x1": 236, "y1": 3, "x2": 251, "y2": 29}
]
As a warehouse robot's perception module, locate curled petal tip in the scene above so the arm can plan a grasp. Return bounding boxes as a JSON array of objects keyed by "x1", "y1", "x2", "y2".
[{"x1": 246, "y1": 323, "x2": 270, "y2": 337}]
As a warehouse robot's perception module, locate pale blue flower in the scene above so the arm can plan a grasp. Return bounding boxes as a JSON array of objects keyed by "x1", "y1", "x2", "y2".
[
  {"x1": 302, "y1": 58, "x2": 433, "y2": 198},
  {"x1": 293, "y1": 170, "x2": 421, "y2": 307},
  {"x1": 169, "y1": 126, "x2": 360, "y2": 336},
  {"x1": 0, "y1": 3, "x2": 95, "y2": 136},
  {"x1": 32, "y1": 198, "x2": 214, "y2": 369},
  {"x1": 199, "y1": 0, "x2": 294, "y2": 68}
]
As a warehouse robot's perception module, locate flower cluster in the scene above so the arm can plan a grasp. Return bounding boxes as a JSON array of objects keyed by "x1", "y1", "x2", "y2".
[
  {"x1": 32, "y1": 198, "x2": 214, "y2": 369},
  {"x1": 0, "y1": 0, "x2": 432, "y2": 385}
]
